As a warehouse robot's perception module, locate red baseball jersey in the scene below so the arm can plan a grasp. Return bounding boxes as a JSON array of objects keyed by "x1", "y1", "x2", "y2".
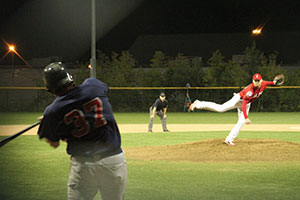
[{"x1": 239, "y1": 80, "x2": 274, "y2": 119}]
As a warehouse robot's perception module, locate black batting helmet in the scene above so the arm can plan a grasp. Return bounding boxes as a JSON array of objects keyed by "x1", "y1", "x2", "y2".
[{"x1": 43, "y1": 62, "x2": 73, "y2": 95}]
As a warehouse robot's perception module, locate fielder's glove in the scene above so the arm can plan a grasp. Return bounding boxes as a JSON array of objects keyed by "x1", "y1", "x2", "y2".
[{"x1": 273, "y1": 74, "x2": 285, "y2": 86}]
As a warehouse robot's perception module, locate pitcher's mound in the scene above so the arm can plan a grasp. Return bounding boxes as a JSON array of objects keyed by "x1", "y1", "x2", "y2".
[{"x1": 124, "y1": 139, "x2": 300, "y2": 162}]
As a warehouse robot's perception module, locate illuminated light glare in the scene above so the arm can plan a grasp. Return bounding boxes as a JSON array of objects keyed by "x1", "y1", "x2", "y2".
[
  {"x1": 88, "y1": 64, "x2": 92, "y2": 69},
  {"x1": 252, "y1": 28, "x2": 262, "y2": 35},
  {"x1": 0, "y1": 42, "x2": 33, "y2": 67},
  {"x1": 9, "y1": 45, "x2": 15, "y2": 52}
]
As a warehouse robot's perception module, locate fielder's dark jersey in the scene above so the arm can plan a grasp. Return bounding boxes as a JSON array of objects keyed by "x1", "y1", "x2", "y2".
[
  {"x1": 151, "y1": 98, "x2": 168, "y2": 111},
  {"x1": 38, "y1": 78, "x2": 122, "y2": 157}
]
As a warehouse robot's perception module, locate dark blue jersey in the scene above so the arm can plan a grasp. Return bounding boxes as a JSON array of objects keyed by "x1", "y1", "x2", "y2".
[
  {"x1": 38, "y1": 78, "x2": 122, "y2": 157},
  {"x1": 152, "y1": 98, "x2": 168, "y2": 111}
]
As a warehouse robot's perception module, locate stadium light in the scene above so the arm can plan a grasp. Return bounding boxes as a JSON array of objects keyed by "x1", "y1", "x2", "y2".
[
  {"x1": 9, "y1": 45, "x2": 16, "y2": 52},
  {"x1": 252, "y1": 28, "x2": 262, "y2": 35},
  {"x1": 0, "y1": 42, "x2": 32, "y2": 67}
]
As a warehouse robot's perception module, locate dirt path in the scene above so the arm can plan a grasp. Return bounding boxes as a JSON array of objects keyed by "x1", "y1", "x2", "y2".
[
  {"x1": 118, "y1": 124, "x2": 300, "y2": 133},
  {"x1": 0, "y1": 124, "x2": 300, "y2": 136},
  {"x1": 0, "y1": 124, "x2": 300, "y2": 135}
]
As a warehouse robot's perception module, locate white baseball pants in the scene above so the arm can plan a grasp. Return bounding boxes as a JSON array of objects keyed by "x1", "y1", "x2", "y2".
[
  {"x1": 67, "y1": 152, "x2": 127, "y2": 200},
  {"x1": 193, "y1": 93, "x2": 250, "y2": 142}
]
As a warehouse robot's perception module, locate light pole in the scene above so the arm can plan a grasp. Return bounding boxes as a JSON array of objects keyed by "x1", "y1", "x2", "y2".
[
  {"x1": 8, "y1": 45, "x2": 16, "y2": 80},
  {"x1": 90, "y1": 0, "x2": 97, "y2": 78}
]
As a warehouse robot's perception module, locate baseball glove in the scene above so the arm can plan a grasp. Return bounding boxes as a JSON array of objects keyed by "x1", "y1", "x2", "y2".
[{"x1": 273, "y1": 74, "x2": 285, "y2": 86}]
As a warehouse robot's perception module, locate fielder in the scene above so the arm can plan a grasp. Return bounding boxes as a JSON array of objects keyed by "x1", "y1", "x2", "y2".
[
  {"x1": 189, "y1": 73, "x2": 284, "y2": 145},
  {"x1": 148, "y1": 92, "x2": 170, "y2": 132},
  {"x1": 38, "y1": 62, "x2": 127, "y2": 200}
]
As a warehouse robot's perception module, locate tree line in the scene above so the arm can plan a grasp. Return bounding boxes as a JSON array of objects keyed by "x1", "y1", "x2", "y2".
[{"x1": 71, "y1": 42, "x2": 300, "y2": 112}]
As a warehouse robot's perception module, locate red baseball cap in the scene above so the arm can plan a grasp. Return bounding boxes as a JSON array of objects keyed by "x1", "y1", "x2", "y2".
[{"x1": 252, "y1": 73, "x2": 262, "y2": 80}]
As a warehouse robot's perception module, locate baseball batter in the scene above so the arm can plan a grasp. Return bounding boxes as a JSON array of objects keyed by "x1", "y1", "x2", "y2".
[
  {"x1": 189, "y1": 73, "x2": 284, "y2": 145},
  {"x1": 38, "y1": 62, "x2": 127, "y2": 200}
]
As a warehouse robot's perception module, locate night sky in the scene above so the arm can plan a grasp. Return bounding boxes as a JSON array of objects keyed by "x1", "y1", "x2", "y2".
[{"x1": 1, "y1": 0, "x2": 300, "y2": 63}]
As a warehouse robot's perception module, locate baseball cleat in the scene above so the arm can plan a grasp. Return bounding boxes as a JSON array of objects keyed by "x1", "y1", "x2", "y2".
[
  {"x1": 189, "y1": 100, "x2": 200, "y2": 111},
  {"x1": 163, "y1": 129, "x2": 170, "y2": 132},
  {"x1": 225, "y1": 140, "x2": 235, "y2": 146}
]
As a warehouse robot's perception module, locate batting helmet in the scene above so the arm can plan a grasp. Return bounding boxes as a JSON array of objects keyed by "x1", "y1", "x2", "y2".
[{"x1": 43, "y1": 62, "x2": 73, "y2": 95}]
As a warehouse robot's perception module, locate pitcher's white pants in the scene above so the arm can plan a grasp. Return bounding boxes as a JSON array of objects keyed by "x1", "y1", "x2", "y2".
[{"x1": 194, "y1": 93, "x2": 250, "y2": 142}]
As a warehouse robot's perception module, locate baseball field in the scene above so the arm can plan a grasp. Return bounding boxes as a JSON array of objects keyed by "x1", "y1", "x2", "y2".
[{"x1": 0, "y1": 112, "x2": 300, "y2": 200}]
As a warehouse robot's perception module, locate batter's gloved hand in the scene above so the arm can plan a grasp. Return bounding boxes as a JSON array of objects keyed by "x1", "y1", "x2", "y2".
[{"x1": 273, "y1": 74, "x2": 284, "y2": 86}]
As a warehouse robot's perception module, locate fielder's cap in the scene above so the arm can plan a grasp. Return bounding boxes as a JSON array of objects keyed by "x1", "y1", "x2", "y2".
[
  {"x1": 160, "y1": 92, "x2": 166, "y2": 97},
  {"x1": 252, "y1": 73, "x2": 262, "y2": 80}
]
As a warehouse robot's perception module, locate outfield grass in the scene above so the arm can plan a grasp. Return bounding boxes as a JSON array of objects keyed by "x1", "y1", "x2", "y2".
[
  {"x1": 0, "y1": 112, "x2": 300, "y2": 200},
  {"x1": 0, "y1": 111, "x2": 300, "y2": 124}
]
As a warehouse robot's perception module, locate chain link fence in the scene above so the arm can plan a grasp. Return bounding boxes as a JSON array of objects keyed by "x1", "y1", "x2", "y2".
[{"x1": 0, "y1": 86, "x2": 299, "y2": 112}]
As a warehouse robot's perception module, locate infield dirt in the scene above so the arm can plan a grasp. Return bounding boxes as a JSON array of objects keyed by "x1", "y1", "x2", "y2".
[
  {"x1": 124, "y1": 138, "x2": 300, "y2": 162},
  {"x1": 1, "y1": 124, "x2": 300, "y2": 136},
  {"x1": 1, "y1": 124, "x2": 300, "y2": 162}
]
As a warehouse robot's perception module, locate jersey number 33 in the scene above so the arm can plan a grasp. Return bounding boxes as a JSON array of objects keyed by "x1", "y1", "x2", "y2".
[{"x1": 64, "y1": 97, "x2": 107, "y2": 137}]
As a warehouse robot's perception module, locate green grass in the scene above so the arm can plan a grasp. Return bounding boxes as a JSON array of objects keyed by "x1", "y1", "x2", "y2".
[
  {"x1": 1, "y1": 132, "x2": 300, "y2": 200},
  {"x1": 0, "y1": 112, "x2": 43, "y2": 125},
  {"x1": 0, "y1": 112, "x2": 300, "y2": 199},
  {"x1": 127, "y1": 160, "x2": 300, "y2": 200},
  {"x1": 0, "y1": 112, "x2": 300, "y2": 124}
]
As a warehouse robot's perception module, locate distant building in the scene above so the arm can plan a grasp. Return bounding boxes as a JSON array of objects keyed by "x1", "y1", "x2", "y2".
[{"x1": 129, "y1": 31, "x2": 300, "y2": 66}]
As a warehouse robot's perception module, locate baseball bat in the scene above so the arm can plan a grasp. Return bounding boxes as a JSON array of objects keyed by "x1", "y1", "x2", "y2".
[{"x1": 0, "y1": 121, "x2": 41, "y2": 148}]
